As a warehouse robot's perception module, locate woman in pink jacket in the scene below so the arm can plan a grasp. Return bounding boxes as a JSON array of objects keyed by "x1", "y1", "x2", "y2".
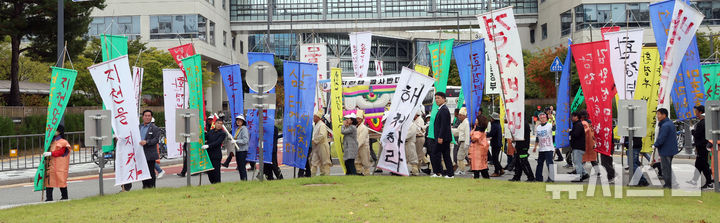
[
  {"x1": 44, "y1": 125, "x2": 71, "y2": 201},
  {"x1": 469, "y1": 115, "x2": 490, "y2": 179}
]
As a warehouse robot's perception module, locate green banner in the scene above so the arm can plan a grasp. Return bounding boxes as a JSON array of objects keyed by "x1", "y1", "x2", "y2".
[
  {"x1": 427, "y1": 39, "x2": 454, "y2": 140},
  {"x1": 702, "y1": 63, "x2": 720, "y2": 101},
  {"x1": 100, "y1": 34, "x2": 128, "y2": 153},
  {"x1": 571, "y1": 87, "x2": 584, "y2": 112},
  {"x1": 33, "y1": 67, "x2": 77, "y2": 191},
  {"x1": 101, "y1": 34, "x2": 128, "y2": 62},
  {"x1": 181, "y1": 54, "x2": 213, "y2": 174}
]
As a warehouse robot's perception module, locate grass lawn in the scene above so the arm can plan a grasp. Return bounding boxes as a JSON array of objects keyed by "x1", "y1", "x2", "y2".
[{"x1": 1, "y1": 176, "x2": 718, "y2": 222}]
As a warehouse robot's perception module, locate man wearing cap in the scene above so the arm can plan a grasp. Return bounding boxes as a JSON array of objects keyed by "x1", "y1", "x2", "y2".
[
  {"x1": 487, "y1": 113, "x2": 505, "y2": 177},
  {"x1": 452, "y1": 107, "x2": 470, "y2": 175},
  {"x1": 355, "y1": 111, "x2": 372, "y2": 176},
  {"x1": 312, "y1": 110, "x2": 332, "y2": 176}
]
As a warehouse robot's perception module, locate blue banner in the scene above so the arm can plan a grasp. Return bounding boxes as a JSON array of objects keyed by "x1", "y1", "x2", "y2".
[
  {"x1": 650, "y1": 0, "x2": 705, "y2": 120},
  {"x1": 246, "y1": 52, "x2": 276, "y2": 164},
  {"x1": 452, "y1": 39, "x2": 486, "y2": 127},
  {"x1": 555, "y1": 39, "x2": 572, "y2": 148},
  {"x1": 281, "y1": 61, "x2": 318, "y2": 169},
  {"x1": 219, "y1": 64, "x2": 244, "y2": 135}
]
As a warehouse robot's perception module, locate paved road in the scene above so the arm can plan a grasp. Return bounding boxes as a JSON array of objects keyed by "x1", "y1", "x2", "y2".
[{"x1": 0, "y1": 151, "x2": 705, "y2": 210}]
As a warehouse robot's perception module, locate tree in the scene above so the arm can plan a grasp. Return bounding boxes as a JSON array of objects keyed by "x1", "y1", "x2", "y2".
[
  {"x1": 0, "y1": 0, "x2": 105, "y2": 106},
  {"x1": 0, "y1": 36, "x2": 53, "y2": 84}
]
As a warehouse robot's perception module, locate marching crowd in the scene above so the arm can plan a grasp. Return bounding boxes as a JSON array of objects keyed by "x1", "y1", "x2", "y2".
[{"x1": 41, "y1": 93, "x2": 718, "y2": 201}]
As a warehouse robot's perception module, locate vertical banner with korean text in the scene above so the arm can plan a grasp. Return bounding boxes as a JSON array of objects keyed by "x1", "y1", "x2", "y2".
[
  {"x1": 603, "y1": 29, "x2": 644, "y2": 99},
  {"x1": 349, "y1": 32, "x2": 372, "y2": 78},
  {"x1": 100, "y1": 34, "x2": 128, "y2": 62},
  {"x1": 330, "y1": 67, "x2": 345, "y2": 171},
  {"x1": 702, "y1": 63, "x2": 720, "y2": 100},
  {"x1": 427, "y1": 39, "x2": 455, "y2": 140},
  {"x1": 477, "y1": 7, "x2": 526, "y2": 140},
  {"x1": 282, "y1": 61, "x2": 318, "y2": 169},
  {"x1": 414, "y1": 64, "x2": 430, "y2": 76},
  {"x1": 246, "y1": 52, "x2": 276, "y2": 164},
  {"x1": 555, "y1": 39, "x2": 573, "y2": 148},
  {"x1": 650, "y1": 0, "x2": 705, "y2": 119},
  {"x1": 219, "y1": 64, "x2": 244, "y2": 135},
  {"x1": 181, "y1": 55, "x2": 214, "y2": 173},
  {"x1": 453, "y1": 39, "x2": 486, "y2": 127},
  {"x1": 375, "y1": 60, "x2": 384, "y2": 76},
  {"x1": 633, "y1": 47, "x2": 662, "y2": 153},
  {"x1": 378, "y1": 67, "x2": 435, "y2": 175},
  {"x1": 88, "y1": 56, "x2": 151, "y2": 185},
  {"x1": 300, "y1": 43, "x2": 328, "y2": 113},
  {"x1": 163, "y1": 69, "x2": 189, "y2": 159},
  {"x1": 572, "y1": 41, "x2": 616, "y2": 156},
  {"x1": 33, "y1": 67, "x2": 77, "y2": 191},
  {"x1": 132, "y1": 66, "x2": 144, "y2": 113},
  {"x1": 169, "y1": 43, "x2": 196, "y2": 75}
]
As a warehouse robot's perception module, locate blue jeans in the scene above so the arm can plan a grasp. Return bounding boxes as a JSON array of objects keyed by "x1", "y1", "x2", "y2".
[
  {"x1": 154, "y1": 163, "x2": 163, "y2": 173},
  {"x1": 572, "y1": 149, "x2": 586, "y2": 176},
  {"x1": 535, "y1": 151, "x2": 555, "y2": 181},
  {"x1": 626, "y1": 148, "x2": 647, "y2": 184}
]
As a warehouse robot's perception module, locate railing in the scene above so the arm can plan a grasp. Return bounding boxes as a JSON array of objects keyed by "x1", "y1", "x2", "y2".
[
  {"x1": 0, "y1": 106, "x2": 165, "y2": 119},
  {"x1": 0, "y1": 131, "x2": 95, "y2": 172}
]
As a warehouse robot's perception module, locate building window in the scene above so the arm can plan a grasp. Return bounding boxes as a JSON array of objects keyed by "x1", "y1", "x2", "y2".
[
  {"x1": 694, "y1": 1, "x2": 720, "y2": 25},
  {"x1": 223, "y1": 31, "x2": 227, "y2": 46},
  {"x1": 209, "y1": 21, "x2": 216, "y2": 45},
  {"x1": 222, "y1": 0, "x2": 226, "y2": 10},
  {"x1": 206, "y1": 0, "x2": 214, "y2": 6},
  {"x1": 150, "y1": 14, "x2": 204, "y2": 40},
  {"x1": 232, "y1": 34, "x2": 236, "y2": 50},
  {"x1": 239, "y1": 40, "x2": 244, "y2": 54},
  {"x1": 574, "y1": 3, "x2": 650, "y2": 29},
  {"x1": 198, "y1": 16, "x2": 207, "y2": 41},
  {"x1": 560, "y1": 10, "x2": 572, "y2": 36},
  {"x1": 88, "y1": 16, "x2": 141, "y2": 39},
  {"x1": 530, "y1": 29, "x2": 535, "y2": 44},
  {"x1": 541, "y1": 23, "x2": 547, "y2": 40}
]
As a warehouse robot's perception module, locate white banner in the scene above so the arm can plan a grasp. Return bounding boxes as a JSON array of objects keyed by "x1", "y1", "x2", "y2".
[
  {"x1": 476, "y1": 7, "x2": 526, "y2": 140},
  {"x1": 375, "y1": 60, "x2": 384, "y2": 76},
  {"x1": 163, "y1": 69, "x2": 189, "y2": 159},
  {"x1": 132, "y1": 66, "x2": 144, "y2": 113},
  {"x1": 484, "y1": 47, "x2": 501, "y2": 94},
  {"x1": 350, "y1": 32, "x2": 372, "y2": 78},
  {"x1": 300, "y1": 43, "x2": 328, "y2": 113},
  {"x1": 603, "y1": 29, "x2": 644, "y2": 100},
  {"x1": 377, "y1": 67, "x2": 434, "y2": 176},
  {"x1": 658, "y1": 0, "x2": 704, "y2": 110},
  {"x1": 88, "y1": 56, "x2": 151, "y2": 186}
]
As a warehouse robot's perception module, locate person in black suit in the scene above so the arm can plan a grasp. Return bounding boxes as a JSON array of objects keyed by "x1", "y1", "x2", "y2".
[
  {"x1": 430, "y1": 92, "x2": 454, "y2": 178},
  {"x1": 139, "y1": 110, "x2": 162, "y2": 189},
  {"x1": 204, "y1": 118, "x2": 227, "y2": 184}
]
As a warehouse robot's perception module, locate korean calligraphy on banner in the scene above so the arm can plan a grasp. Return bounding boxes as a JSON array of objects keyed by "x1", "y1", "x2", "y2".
[
  {"x1": 603, "y1": 29, "x2": 644, "y2": 100},
  {"x1": 181, "y1": 54, "x2": 214, "y2": 174},
  {"x1": 427, "y1": 39, "x2": 454, "y2": 140},
  {"x1": 633, "y1": 47, "x2": 662, "y2": 153},
  {"x1": 219, "y1": 64, "x2": 244, "y2": 135},
  {"x1": 88, "y1": 56, "x2": 151, "y2": 186},
  {"x1": 375, "y1": 60, "x2": 384, "y2": 76},
  {"x1": 650, "y1": 0, "x2": 705, "y2": 119},
  {"x1": 169, "y1": 43, "x2": 196, "y2": 75},
  {"x1": 378, "y1": 67, "x2": 435, "y2": 175},
  {"x1": 162, "y1": 69, "x2": 189, "y2": 159},
  {"x1": 246, "y1": 52, "x2": 276, "y2": 164},
  {"x1": 572, "y1": 41, "x2": 616, "y2": 156},
  {"x1": 281, "y1": 61, "x2": 318, "y2": 169},
  {"x1": 476, "y1": 7, "x2": 526, "y2": 140},
  {"x1": 33, "y1": 67, "x2": 77, "y2": 191},
  {"x1": 702, "y1": 63, "x2": 720, "y2": 100},
  {"x1": 453, "y1": 39, "x2": 486, "y2": 127},
  {"x1": 341, "y1": 74, "x2": 400, "y2": 132},
  {"x1": 299, "y1": 43, "x2": 328, "y2": 114},
  {"x1": 132, "y1": 66, "x2": 144, "y2": 113},
  {"x1": 349, "y1": 32, "x2": 372, "y2": 78},
  {"x1": 555, "y1": 39, "x2": 573, "y2": 148},
  {"x1": 330, "y1": 67, "x2": 346, "y2": 171}
]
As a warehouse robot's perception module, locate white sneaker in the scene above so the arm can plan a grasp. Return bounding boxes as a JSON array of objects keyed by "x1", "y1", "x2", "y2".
[
  {"x1": 444, "y1": 176, "x2": 454, "y2": 179},
  {"x1": 430, "y1": 174, "x2": 441, "y2": 178},
  {"x1": 157, "y1": 171, "x2": 165, "y2": 179}
]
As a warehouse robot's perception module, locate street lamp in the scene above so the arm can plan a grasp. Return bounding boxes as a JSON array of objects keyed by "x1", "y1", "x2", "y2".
[
  {"x1": 427, "y1": 10, "x2": 460, "y2": 43},
  {"x1": 283, "y1": 10, "x2": 322, "y2": 60}
]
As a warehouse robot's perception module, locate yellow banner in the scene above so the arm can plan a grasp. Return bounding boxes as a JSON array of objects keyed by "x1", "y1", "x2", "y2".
[
  {"x1": 414, "y1": 64, "x2": 431, "y2": 76},
  {"x1": 499, "y1": 97, "x2": 507, "y2": 152},
  {"x1": 330, "y1": 68, "x2": 346, "y2": 171},
  {"x1": 633, "y1": 47, "x2": 662, "y2": 153}
]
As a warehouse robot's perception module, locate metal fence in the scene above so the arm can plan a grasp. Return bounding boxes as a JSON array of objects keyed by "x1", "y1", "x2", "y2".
[{"x1": 0, "y1": 131, "x2": 96, "y2": 172}]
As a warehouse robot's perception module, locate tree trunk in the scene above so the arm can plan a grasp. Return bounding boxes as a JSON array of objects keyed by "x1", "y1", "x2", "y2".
[{"x1": 8, "y1": 35, "x2": 22, "y2": 106}]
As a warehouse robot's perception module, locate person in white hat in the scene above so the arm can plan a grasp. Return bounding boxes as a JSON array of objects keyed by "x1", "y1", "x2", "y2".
[
  {"x1": 312, "y1": 110, "x2": 332, "y2": 176},
  {"x1": 453, "y1": 107, "x2": 470, "y2": 175},
  {"x1": 342, "y1": 113, "x2": 359, "y2": 175},
  {"x1": 220, "y1": 115, "x2": 249, "y2": 180},
  {"x1": 354, "y1": 111, "x2": 372, "y2": 176}
]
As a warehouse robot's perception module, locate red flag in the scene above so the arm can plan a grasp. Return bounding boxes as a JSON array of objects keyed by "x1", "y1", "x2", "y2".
[
  {"x1": 600, "y1": 26, "x2": 620, "y2": 40},
  {"x1": 571, "y1": 40, "x2": 616, "y2": 156},
  {"x1": 168, "y1": 43, "x2": 196, "y2": 75}
]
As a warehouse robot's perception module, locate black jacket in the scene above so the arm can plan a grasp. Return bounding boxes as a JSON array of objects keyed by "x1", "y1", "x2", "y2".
[
  {"x1": 488, "y1": 120, "x2": 502, "y2": 149},
  {"x1": 515, "y1": 122, "x2": 531, "y2": 150},
  {"x1": 434, "y1": 104, "x2": 452, "y2": 145},
  {"x1": 622, "y1": 137, "x2": 643, "y2": 149},
  {"x1": 570, "y1": 120, "x2": 585, "y2": 151},
  {"x1": 205, "y1": 128, "x2": 226, "y2": 157},
  {"x1": 693, "y1": 119, "x2": 708, "y2": 151},
  {"x1": 140, "y1": 123, "x2": 162, "y2": 161}
]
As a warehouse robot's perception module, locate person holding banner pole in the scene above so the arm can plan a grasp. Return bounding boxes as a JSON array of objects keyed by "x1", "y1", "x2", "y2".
[
  {"x1": 342, "y1": 114, "x2": 359, "y2": 175},
  {"x1": 487, "y1": 113, "x2": 504, "y2": 177},
  {"x1": 509, "y1": 122, "x2": 535, "y2": 182},
  {"x1": 469, "y1": 116, "x2": 490, "y2": 179},
  {"x1": 414, "y1": 110, "x2": 428, "y2": 173},
  {"x1": 355, "y1": 111, "x2": 372, "y2": 176},
  {"x1": 204, "y1": 118, "x2": 227, "y2": 184},
  {"x1": 231, "y1": 115, "x2": 249, "y2": 181},
  {"x1": 43, "y1": 125, "x2": 71, "y2": 201},
  {"x1": 454, "y1": 108, "x2": 470, "y2": 175},
  {"x1": 404, "y1": 113, "x2": 420, "y2": 176},
  {"x1": 264, "y1": 126, "x2": 284, "y2": 180},
  {"x1": 311, "y1": 110, "x2": 332, "y2": 176}
]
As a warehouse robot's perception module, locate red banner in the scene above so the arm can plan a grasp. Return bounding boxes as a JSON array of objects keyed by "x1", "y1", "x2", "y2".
[
  {"x1": 600, "y1": 26, "x2": 620, "y2": 39},
  {"x1": 168, "y1": 43, "x2": 196, "y2": 74},
  {"x1": 571, "y1": 40, "x2": 616, "y2": 156}
]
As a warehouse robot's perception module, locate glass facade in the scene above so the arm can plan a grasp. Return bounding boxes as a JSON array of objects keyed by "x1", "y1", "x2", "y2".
[
  {"x1": 695, "y1": 1, "x2": 720, "y2": 25},
  {"x1": 574, "y1": 3, "x2": 650, "y2": 29},
  {"x1": 149, "y1": 14, "x2": 208, "y2": 40},
  {"x1": 88, "y1": 16, "x2": 141, "y2": 39},
  {"x1": 560, "y1": 10, "x2": 572, "y2": 36},
  {"x1": 230, "y1": 0, "x2": 537, "y2": 22}
]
